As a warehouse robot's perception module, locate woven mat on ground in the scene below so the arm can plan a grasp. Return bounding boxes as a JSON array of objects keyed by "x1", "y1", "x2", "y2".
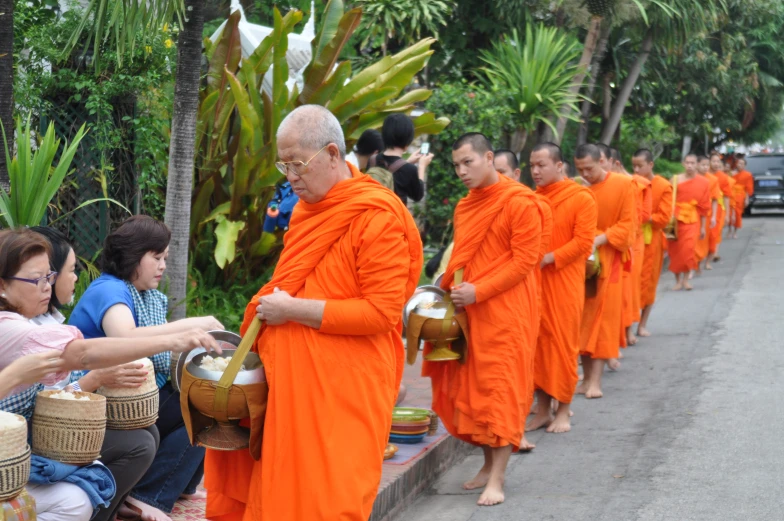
[
  {"x1": 170, "y1": 487, "x2": 207, "y2": 521},
  {"x1": 383, "y1": 423, "x2": 448, "y2": 466}
]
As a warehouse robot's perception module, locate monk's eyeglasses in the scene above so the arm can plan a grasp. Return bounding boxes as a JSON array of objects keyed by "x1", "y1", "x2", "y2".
[{"x1": 275, "y1": 145, "x2": 329, "y2": 177}]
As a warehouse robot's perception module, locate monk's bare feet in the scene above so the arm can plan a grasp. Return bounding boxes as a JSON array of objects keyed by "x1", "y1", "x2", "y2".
[
  {"x1": 627, "y1": 331, "x2": 637, "y2": 346},
  {"x1": 684, "y1": 281, "x2": 693, "y2": 291},
  {"x1": 463, "y1": 467, "x2": 491, "y2": 490},
  {"x1": 585, "y1": 384, "x2": 603, "y2": 399},
  {"x1": 575, "y1": 382, "x2": 587, "y2": 395},
  {"x1": 672, "y1": 282, "x2": 683, "y2": 291},
  {"x1": 607, "y1": 358, "x2": 621, "y2": 371},
  {"x1": 733, "y1": 232, "x2": 738, "y2": 239},
  {"x1": 526, "y1": 412, "x2": 552, "y2": 432},
  {"x1": 637, "y1": 327, "x2": 651, "y2": 337},
  {"x1": 477, "y1": 479, "x2": 505, "y2": 507},
  {"x1": 180, "y1": 490, "x2": 207, "y2": 501},
  {"x1": 705, "y1": 263, "x2": 713, "y2": 270},
  {"x1": 125, "y1": 498, "x2": 172, "y2": 521},
  {"x1": 713, "y1": 255, "x2": 721, "y2": 262},
  {"x1": 546, "y1": 415, "x2": 571, "y2": 433},
  {"x1": 518, "y1": 435, "x2": 536, "y2": 452}
]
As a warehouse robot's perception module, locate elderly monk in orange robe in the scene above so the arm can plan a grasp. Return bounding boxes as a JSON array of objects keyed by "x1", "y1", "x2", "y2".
[
  {"x1": 525, "y1": 143, "x2": 596, "y2": 434},
  {"x1": 694, "y1": 156, "x2": 721, "y2": 274},
  {"x1": 573, "y1": 144, "x2": 635, "y2": 399},
  {"x1": 494, "y1": 149, "x2": 553, "y2": 452},
  {"x1": 632, "y1": 149, "x2": 673, "y2": 338},
  {"x1": 425, "y1": 133, "x2": 542, "y2": 506},
  {"x1": 709, "y1": 153, "x2": 734, "y2": 263},
  {"x1": 731, "y1": 158, "x2": 755, "y2": 238},
  {"x1": 203, "y1": 105, "x2": 423, "y2": 521},
  {"x1": 668, "y1": 154, "x2": 711, "y2": 291}
]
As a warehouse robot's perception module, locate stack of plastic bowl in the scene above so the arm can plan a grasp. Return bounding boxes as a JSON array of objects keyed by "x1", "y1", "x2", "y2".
[{"x1": 390, "y1": 407, "x2": 431, "y2": 444}]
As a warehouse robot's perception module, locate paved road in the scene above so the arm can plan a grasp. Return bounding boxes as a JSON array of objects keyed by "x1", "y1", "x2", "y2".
[{"x1": 395, "y1": 215, "x2": 784, "y2": 521}]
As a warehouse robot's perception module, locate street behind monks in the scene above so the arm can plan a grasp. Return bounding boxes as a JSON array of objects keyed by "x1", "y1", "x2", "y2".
[{"x1": 395, "y1": 216, "x2": 784, "y2": 521}]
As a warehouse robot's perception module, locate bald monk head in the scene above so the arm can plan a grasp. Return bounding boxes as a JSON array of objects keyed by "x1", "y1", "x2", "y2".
[
  {"x1": 685, "y1": 154, "x2": 700, "y2": 177},
  {"x1": 493, "y1": 149, "x2": 521, "y2": 182},
  {"x1": 696, "y1": 155, "x2": 710, "y2": 176},
  {"x1": 737, "y1": 157, "x2": 747, "y2": 170},
  {"x1": 594, "y1": 143, "x2": 613, "y2": 172},
  {"x1": 531, "y1": 142, "x2": 565, "y2": 187},
  {"x1": 276, "y1": 105, "x2": 350, "y2": 203},
  {"x1": 452, "y1": 132, "x2": 498, "y2": 190},
  {"x1": 609, "y1": 147, "x2": 627, "y2": 173},
  {"x1": 574, "y1": 143, "x2": 607, "y2": 185},
  {"x1": 709, "y1": 152, "x2": 723, "y2": 173},
  {"x1": 632, "y1": 148, "x2": 655, "y2": 179}
]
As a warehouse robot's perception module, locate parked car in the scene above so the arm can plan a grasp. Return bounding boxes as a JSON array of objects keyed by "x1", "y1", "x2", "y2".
[{"x1": 744, "y1": 154, "x2": 784, "y2": 214}]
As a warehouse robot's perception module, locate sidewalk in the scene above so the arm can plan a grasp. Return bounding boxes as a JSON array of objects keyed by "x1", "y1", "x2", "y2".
[{"x1": 171, "y1": 356, "x2": 469, "y2": 521}]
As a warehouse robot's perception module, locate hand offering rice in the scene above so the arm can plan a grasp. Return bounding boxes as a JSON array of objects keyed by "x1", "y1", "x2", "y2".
[
  {"x1": 49, "y1": 390, "x2": 91, "y2": 401},
  {"x1": 199, "y1": 355, "x2": 245, "y2": 372},
  {"x1": 0, "y1": 410, "x2": 24, "y2": 429}
]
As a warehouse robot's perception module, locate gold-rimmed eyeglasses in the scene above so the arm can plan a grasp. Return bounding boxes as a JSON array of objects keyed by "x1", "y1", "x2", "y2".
[{"x1": 275, "y1": 144, "x2": 330, "y2": 177}]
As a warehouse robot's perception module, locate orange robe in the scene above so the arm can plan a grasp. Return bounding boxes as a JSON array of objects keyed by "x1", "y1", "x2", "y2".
[
  {"x1": 640, "y1": 175, "x2": 673, "y2": 308},
  {"x1": 424, "y1": 175, "x2": 542, "y2": 450},
  {"x1": 668, "y1": 175, "x2": 711, "y2": 274},
  {"x1": 695, "y1": 174, "x2": 721, "y2": 262},
  {"x1": 579, "y1": 173, "x2": 635, "y2": 360},
  {"x1": 204, "y1": 163, "x2": 423, "y2": 521},
  {"x1": 534, "y1": 180, "x2": 597, "y2": 404},
  {"x1": 622, "y1": 175, "x2": 652, "y2": 332},
  {"x1": 732, "y1": 170, "x2": 754, "y2": 228},
  {"x1": 711, "y1": 171, "x2": 734, "y2": 252}
]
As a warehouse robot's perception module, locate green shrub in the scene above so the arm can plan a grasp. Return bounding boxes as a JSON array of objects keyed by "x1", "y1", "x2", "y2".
[
  {"x1": 422, "y1": 81, "x2": 517, "y2": 247},
  {"x1": 653, "y1": 158, "x2": 682, "y2": 179}
]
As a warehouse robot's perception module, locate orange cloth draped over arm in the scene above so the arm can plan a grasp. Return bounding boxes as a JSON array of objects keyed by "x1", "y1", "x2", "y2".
[
  {"x1": 580, "y1": 173, "x2": 636, "y2": 360},
  {"x1": 535, "y1": 180, "x2": 597, "y2": 403},
  {"x1": 668, "y1": 175, "x2": 711, "y2": 274},
  {"x1": 641, "y1": 175, "x2": 673, "y2": 307},
  {"x1": 425, "y1": 175, "x2": 542, "y2": 451},
  {"x1": 204, "y1": 163, "x2": 423, "y2": 521},
  {"x1": 732, "y1": 170, "x2": 754, "y2": 228}
]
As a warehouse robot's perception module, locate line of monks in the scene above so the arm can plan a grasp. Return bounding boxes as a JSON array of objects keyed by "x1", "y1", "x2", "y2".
[
  {"x1": 425, "y1": 135, "x2": 755, "y2": 507},
  {"x1": 199, "y1": 106, "x2": 756, "y2": 521}
]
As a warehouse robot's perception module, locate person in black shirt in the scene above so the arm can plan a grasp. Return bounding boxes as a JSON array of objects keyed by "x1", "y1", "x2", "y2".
[
  {"x1": 354, "y1": 129, "x2": 385, "y2": 172},
  {"x1": 374, "y1": 113, "x2": 433, "y2": 205}
]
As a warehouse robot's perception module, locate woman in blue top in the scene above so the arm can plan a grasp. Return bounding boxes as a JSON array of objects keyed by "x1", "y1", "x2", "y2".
[{"x1": 69, "y1": 216, "x2": 223, "y2": 521}]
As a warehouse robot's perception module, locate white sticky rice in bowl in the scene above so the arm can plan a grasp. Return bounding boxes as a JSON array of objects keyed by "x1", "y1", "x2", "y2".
[
  {"x1": 199, "y1": 355, "x2": 245, "y2": 372},
  {"x1": 0, "y1": 410, "x2": 24, "y2": 430},
  {"x1": 49, "y1": 390, "x2": 91, "y2": 401}
]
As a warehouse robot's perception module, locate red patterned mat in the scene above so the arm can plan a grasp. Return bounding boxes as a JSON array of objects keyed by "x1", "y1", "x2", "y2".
[{"x1": 170, "y1": 498, "x2": 206, "y2": 521}]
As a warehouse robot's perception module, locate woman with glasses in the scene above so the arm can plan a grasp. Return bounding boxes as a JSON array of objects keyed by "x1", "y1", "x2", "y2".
[
  {"x1": 69, "y1": 215, "x2": 223, "y2": 521},
  {"x1": 0, "y1": 228, "x2": 220, "y2": 521}
]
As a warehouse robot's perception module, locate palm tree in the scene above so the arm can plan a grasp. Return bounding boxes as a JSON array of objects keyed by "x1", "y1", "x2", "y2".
[
  {"x1": 355, "y1": 0, "x2": 453, "y2": 56},
  {"x1": 0, "y1": 0, "x2": 13, "y2": 188},
  {"x1": 163, "y1": 0, "x2": 204, "y2": 319},
  {"x1": 480, "y1": 24, "x2": 584, "y2": 153}
]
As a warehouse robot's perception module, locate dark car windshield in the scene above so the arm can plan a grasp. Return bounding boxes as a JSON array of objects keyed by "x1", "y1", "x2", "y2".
[{"x1": 745, "y1": 156, "x2": 784, "y2": 176}]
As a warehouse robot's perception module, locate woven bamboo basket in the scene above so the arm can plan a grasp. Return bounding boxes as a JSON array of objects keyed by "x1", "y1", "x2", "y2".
[
  {"x1": 32, "y1": 391, "x2": 106, "y2": 466},
  {"x1": 0, "y1": 412, "x2": 31, "y2": 501},
  {"x1": 98, "y1": 358, "x2": 159, "y2": 430}
]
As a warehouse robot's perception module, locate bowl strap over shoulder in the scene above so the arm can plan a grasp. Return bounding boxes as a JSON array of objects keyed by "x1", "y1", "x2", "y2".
[{"x1": 213, "y1": 318, "x2": 262, "y2": 423}]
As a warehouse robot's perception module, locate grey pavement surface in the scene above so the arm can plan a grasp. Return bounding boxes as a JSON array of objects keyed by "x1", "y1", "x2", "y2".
[{"x1": 394, "y1": 215, "x2": 784, "y2": 521}]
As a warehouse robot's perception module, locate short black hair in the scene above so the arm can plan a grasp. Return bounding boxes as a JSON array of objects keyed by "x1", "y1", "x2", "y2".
[
  {"x1": 381, "y1": 114, "x2": 415, "y2": 149},
  {"x1": 575, "y1": 143, "x2": 601, "y2": 161},
  {"x1": 710, "y1": 152, "x2": 722, "y2": 160},
  {"x1": 30, "y1": 226, "x2": 73, "y2": 310},
  {"x1": 354, "y1": 129, "x2": 384, "y2": 156},
  {"x1": 101, "y1": 215, "x2": 171, "y2": 282},
  {"x1": 494, "y1": 149, "x2": 519, "y2": 170},
  {"x1": 696, "y1": 155, "x2": 708, "y2": 162},
  {"x1": 452, "y1": 132, "x2": 493, "y2": 154},
  {"x1": 633, "y1": 148, "x2": 654, "y2": 163},
  {"x1": 609, "y1": 148, "x2": 622, "y2": 162},
  {"x1": 594, "y1": 143, "x2": 611, "y2": 160},
  {"x1": 531, "y1": 142, "x2": 564, "y2": 163}
]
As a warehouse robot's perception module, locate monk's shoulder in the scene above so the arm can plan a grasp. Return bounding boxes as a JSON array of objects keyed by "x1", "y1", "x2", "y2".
[{"x1": 606, "y1": 172, "x2": 635, "y2": 192}]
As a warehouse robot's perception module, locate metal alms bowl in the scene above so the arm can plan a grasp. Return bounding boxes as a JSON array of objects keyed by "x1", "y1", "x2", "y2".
[
  {"x1": 412, "y1": 301, "x2": 464, "y2": 341},
  {"x1": 185, "y1": 349, "x2": 266, "y2": 385},
  {"x1": 174, "y1": 330, "x2": 243, "y2": 390},
  {"x1": 403, "y1": 286, "x2": 447, "y2": 328}
]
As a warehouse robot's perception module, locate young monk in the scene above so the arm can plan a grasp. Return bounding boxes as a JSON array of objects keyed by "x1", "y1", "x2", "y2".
[
  {"x1": 574, "y1": 144, "x2": 635, "y2": 399},
  {"x1": 694, "y1": 156, "x2": 720, "y2": 274},
  {"x1": 494, "y1": 148, "x2": 553, "y2": 452},
  {"x1": 426, "y1": 133, "x2": 543, "y2": 506},
  {"x1": 528, "y1": 143, "x2": 596, "y2": 433},
  {"x1": 633, "y1": 149, "x2": 673, "y2": 337},
  {"x1": 732, "y1": 158, "x2": 754, "y2": 238},
  {"x1": 668, "y1": 154, "x2": 711, "y2": 291},
  {"x1": 610, "y1": 148, "x2": 651, "y2": 347},
  {"x1": 204, "y1": 105, "x2": 423, "y2": 521},
  {"x1": 710, "y1": 153, "x2": 734, "y2": 262}
]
